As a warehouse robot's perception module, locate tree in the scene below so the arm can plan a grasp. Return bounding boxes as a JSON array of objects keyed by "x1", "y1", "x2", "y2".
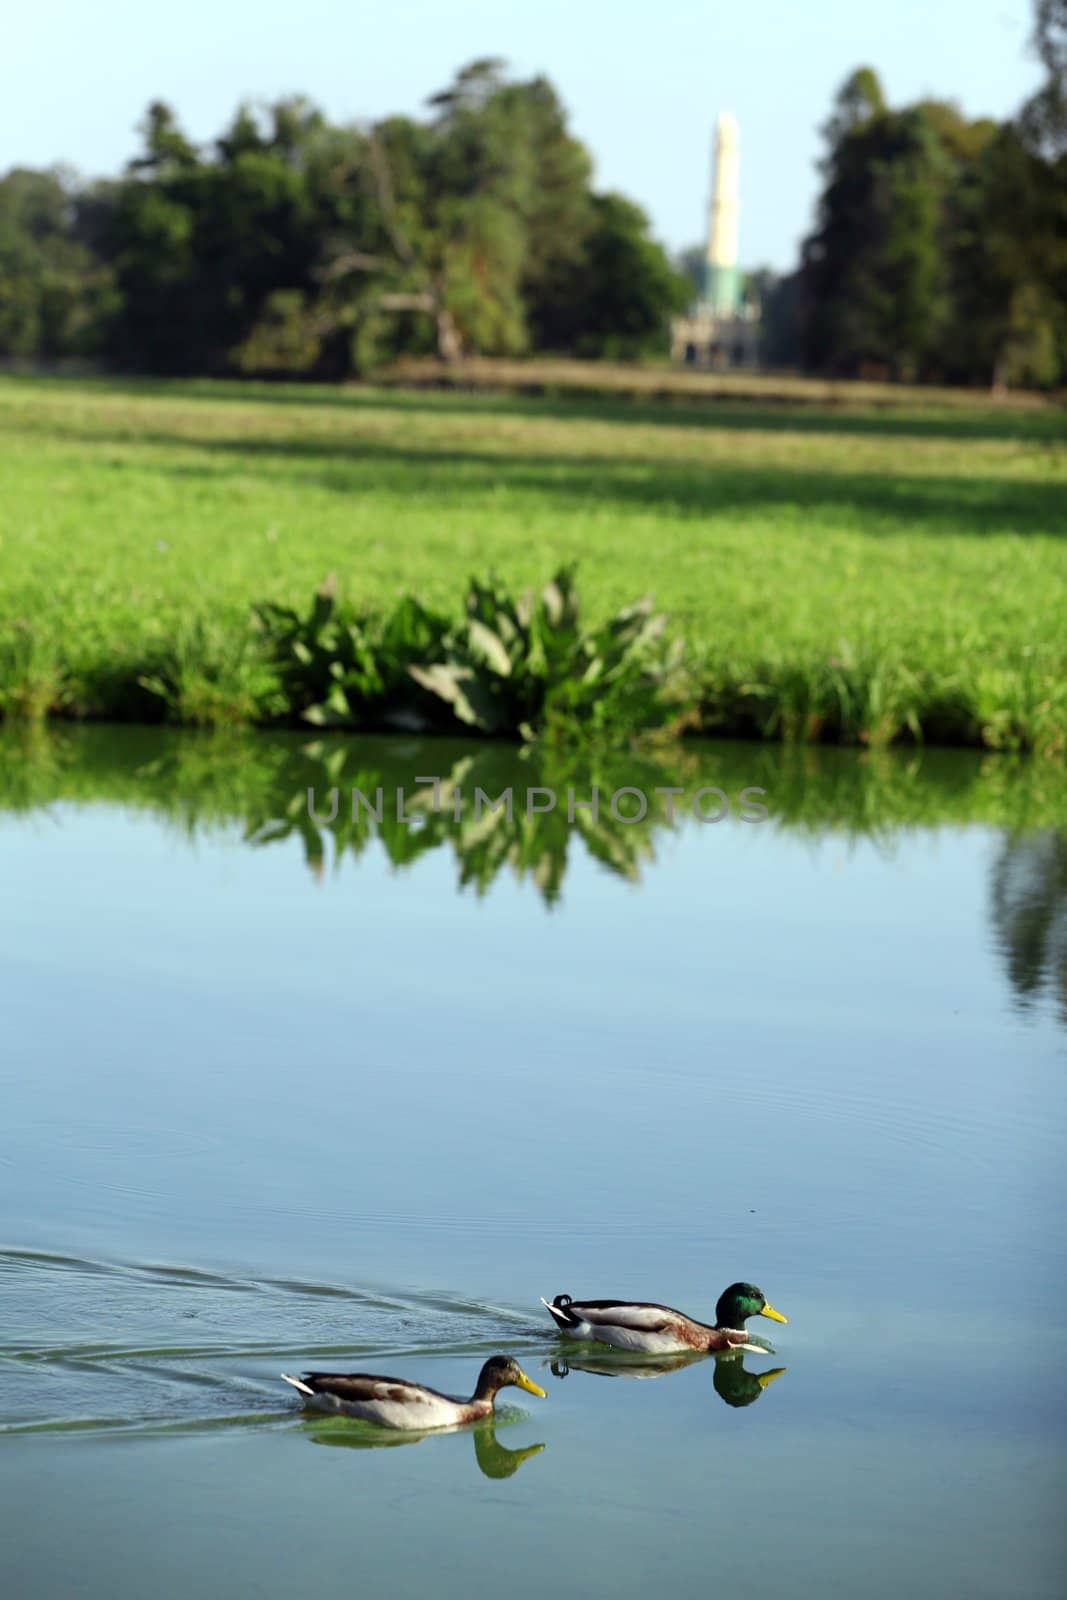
[
  {"x1": 746, "y1": 268, "x2": 801, "y2": 367},
  {"x1": 0, "y1": 167, "x2": 115, "y2": 359},
  {"x1": 506, "y1": 76, "x2": 594, "y2": 348},
  {"x1": 318, "y1": 62, "x2": 607, "y2": 367},
  {"x1": 316, "y1": 64, "x2": 536, "y2": 365},
  {"x1": 1019, "y1": 0, "x2": 1067, "y2": 158},
  {"x1": 801, "y1": 47, "x2": 1066, "y2": 389},
  {"x1": 802, "y1": 83, "x2": 953, "y2": 379},
  {"x1": 944, "y1": 126, "x2": 1064, "y2": 388},
  {"x1": 130, "y1": 101, "x2": 198, "y2": 173},
  {"x1": 104, "y1": 101, "x2": 322, "y2": 372},
  {"x1": 821, "y1": 67, "x2": 886, "y2": 149},
  {"x1": 565, "y1": 193, "x2": 690, "y2": 359}
]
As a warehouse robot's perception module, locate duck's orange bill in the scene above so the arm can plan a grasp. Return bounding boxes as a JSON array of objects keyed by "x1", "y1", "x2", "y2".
[
  {"x1": 516, "y1": 1370, "x2": 547, "y2": 1398},
  {"x1": 760, "y1": 1304, "x2": 788, "y2": 1324}
]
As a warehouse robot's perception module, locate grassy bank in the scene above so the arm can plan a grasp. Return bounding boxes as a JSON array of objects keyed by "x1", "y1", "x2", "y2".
[{"x1": 1, "y1": 373, "x2": 1065, "y2": 749}]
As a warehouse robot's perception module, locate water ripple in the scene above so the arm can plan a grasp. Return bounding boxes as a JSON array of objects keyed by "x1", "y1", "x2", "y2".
[{"x1": 0, "y1": 1246, "x2": 544, "y2": 1436}]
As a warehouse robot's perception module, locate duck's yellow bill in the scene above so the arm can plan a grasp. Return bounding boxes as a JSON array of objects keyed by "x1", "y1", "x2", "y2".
[
  {"x1": 515, "y1": 1370, "x2": 547, "y2": 1398},
  {"x1": 760, "y1": 1303, "x2": 788, "y2": 1324},
  {"x1": 757, "y1": 1367, "x2": 787, "y2": 1391}
]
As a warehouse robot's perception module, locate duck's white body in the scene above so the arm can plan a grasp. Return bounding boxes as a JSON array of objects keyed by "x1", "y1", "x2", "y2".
[
  {"x1": 281, "y1": 1355, "x2": 546, "y2": 1432},
  {"x1": 281, "y1": 1372, "x2": 478, "y2": 1428},
  {"x1": 540, "y1": 1300, "x2": 717, "y2": 1354}
]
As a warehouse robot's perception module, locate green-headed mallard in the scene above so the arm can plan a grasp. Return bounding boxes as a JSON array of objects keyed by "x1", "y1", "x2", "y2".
[
  {"x1": 281, "y1": 1354, "x2": 546, "y2": 1430},
  {"x1": 541, "y1": 1282, "x2": 787, "y2": 1354}
]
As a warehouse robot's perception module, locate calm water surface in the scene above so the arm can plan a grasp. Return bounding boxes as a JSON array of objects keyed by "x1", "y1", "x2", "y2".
[{"x1": 1, "y1": 729, "x2": 1064, "y2": 1599}]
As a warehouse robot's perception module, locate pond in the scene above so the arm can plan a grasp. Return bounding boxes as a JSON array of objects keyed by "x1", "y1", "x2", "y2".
[{"x1": 1, "y1": 727, "x2": 1064, "y2": 1599}]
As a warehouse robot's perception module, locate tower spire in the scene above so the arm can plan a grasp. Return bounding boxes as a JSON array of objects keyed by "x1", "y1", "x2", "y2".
[{"x1": 705, "y1": 112, "x2": 740, "y2": 316}]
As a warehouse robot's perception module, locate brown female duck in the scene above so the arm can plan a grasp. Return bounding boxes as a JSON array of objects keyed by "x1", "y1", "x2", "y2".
[{"x1": 281, "y1": 1354, "x2": 546, "y2": 1430}]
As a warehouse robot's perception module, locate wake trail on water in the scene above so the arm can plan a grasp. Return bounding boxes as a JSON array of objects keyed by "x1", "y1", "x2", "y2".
[{"x1": 0, "y1": 1246, "x2": 544, "y2": 1437}]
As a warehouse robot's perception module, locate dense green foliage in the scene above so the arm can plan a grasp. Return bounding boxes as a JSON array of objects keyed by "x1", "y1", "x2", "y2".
[
  {"x1": 1018, "y1": 0, "x2": 1067, "y2": 159},
  {"x1": 0, "y1": 168, "x2": 117, "y2": 358},
  {"x1": 1, "y1": 375, "x2": 1063, "y2": 751},
  {"x1": 251, "y1": 567, "x2": 676, "y2": 740},
  {"x1": 798, "y1": 45, "x2": 1067, "y2": 387},
  {"x1": 3, "y1": 5, "x2": 1064, "y2": 388},
  {"x1": 0, "y1": 62, "x2": 687, "y2": 376}
]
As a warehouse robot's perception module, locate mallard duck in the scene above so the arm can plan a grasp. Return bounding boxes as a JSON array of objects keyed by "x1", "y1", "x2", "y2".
[
  {"x1": 541, "y1": 1281, "x2": 787, "y2": 1354},
  {"x1": 281, "y1": 1354, "x2": 546, "y2": 1430}
]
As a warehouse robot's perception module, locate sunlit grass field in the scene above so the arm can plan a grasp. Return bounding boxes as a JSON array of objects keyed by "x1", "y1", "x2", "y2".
[{"x1": 1, "y1": 373, "x2": 1064, "y2": 747}]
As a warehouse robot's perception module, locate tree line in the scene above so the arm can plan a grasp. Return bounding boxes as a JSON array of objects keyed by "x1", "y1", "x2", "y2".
[
  {"x1": 0, "y1": 2, "x2": 1064, "y2": 387},
  {"x1": 0, "y1": 59, "x2": 689, "y2": 378},
  {"x1": 793, "y1": 7, "x2": 1066, "y2": 388}
]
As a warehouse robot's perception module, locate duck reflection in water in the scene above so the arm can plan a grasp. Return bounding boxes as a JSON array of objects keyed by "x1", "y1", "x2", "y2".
[
  {"x1": 549, "y1": 1348, "x2": 786, "y2": 1408},
  {"x1": 712, "y1": 1351, "x2": 786, "y2": 1408},
  {"x1": 303, "y1": 1415, "x2": 545, "y2": 1479}
]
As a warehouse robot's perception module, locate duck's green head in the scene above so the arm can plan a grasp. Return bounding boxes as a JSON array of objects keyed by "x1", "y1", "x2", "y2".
[
  {"x1": 475, "y1": 1355, "x2": 547, "y2": 1403},
  {"x1": 714, "y1": 1282, "x2": 788, "y2": 1330}
]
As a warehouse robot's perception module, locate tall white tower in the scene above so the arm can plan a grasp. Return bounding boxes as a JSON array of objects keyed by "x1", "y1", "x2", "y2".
[{"x1": 705, "y1": 112, "x2": 741, "y2": 317}]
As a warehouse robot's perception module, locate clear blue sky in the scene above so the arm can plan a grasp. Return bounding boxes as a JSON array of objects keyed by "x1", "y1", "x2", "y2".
[{"x1": 2, "y1": 1, "x2": 1043, "y2": 270}]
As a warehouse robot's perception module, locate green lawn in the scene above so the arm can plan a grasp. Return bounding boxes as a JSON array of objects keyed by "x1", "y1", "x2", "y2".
[{"x1": 1, "y1": 373, "x2": 1065, "y2": 749}]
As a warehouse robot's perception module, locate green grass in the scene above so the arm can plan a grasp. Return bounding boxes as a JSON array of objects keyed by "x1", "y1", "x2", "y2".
[{"x1": 1, "y1": 373, "x2": 1065, "y2": 749}]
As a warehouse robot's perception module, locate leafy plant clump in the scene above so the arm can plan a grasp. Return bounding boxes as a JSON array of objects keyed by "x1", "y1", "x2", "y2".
[
  {"x1": 254, "y1": 576, "x2": 450, "y2": 731},
  {"x1": 254, "y1": 566, "x2": 682, "y2": 741}
]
